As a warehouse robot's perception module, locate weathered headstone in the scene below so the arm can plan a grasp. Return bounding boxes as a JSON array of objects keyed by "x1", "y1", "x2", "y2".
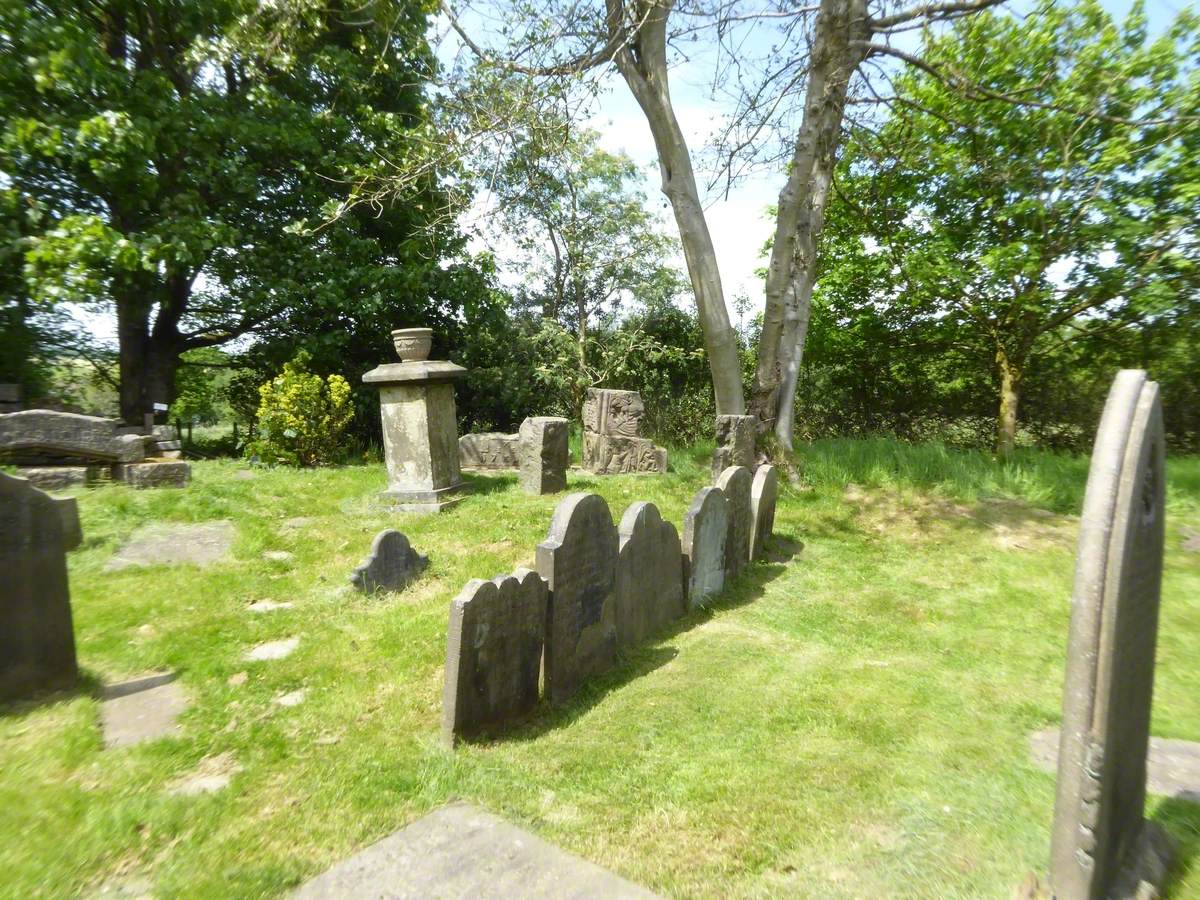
[
  {"x1": 1046, "y1": 370, "x2": 1171, "y2": 900},
  {"x1": 750, "y1": 465, "x2": 779, "y2": 561},
  {"x1": 1, "y1": 471, "x2": 80, "y2": 701},
  {"x1": 113, "y1": 460, "x2": 191, "y2": 489},
  {"x1": 442, "y1": 568, "x2": 548, "y2": 745},
  {"x1": 712, "y1": 414, "x2": 756, "y2": 478},
  {"x1": 518, "y1": 416, "x2": 569, "y2": 495},
  {"x1": 536, "y1": 493, "x2": 619, "y2": 705},
  {"x1": 459, "y1": 432, "x2": 520, "y2": 470},
  {"x1": 581, "y1": 388, "x2": 668, "y2": 474},
  {"x1": 715, "y1": 466, "x2": 753, "y2": 579},
  {"x1": 349, "y1": 529, "x2": 428, "y2": 593},
  {"x1": 681, "y1": 486, "x2": 728, "y2": 609},
  {"x1": 614, "y1": 502, "x2": 685, "y2": 651}
]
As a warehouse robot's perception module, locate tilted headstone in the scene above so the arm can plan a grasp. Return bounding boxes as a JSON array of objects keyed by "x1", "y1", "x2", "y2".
[
  {"x1": 614, "y1": 502, "x2": 685, "y2": 651},
  {"x1": 581, "y1": 389, "x2": 668, "y2": 475},
  {"x1": 1047, "y1": 370, "x2": 1172, "y2": 899},
  {"x1": 712, "y1": 415, "x2": 756, "y2": 478},
  {"x1": 715, "y1": 466, "x2": 753, "y2": 579},
  {"x1": 349, "y1": 529, "x2": 428, "y2": 594},
  {"x1": 536, "y1": 493, "x2": 618, "y2": 705},
  {"x1": 750, "y1": 465, "x2": 779, "y2": 560},
  {"x1": 519, "y1": 416, "x2": 569, "y2": 495},
  {"x1": 459, "y1": 432, "x2": 520, "y2": 470},
  {"x1": 442, "y1": 568, "x2": 548, "y2": 745},
  {"x1": 1, "y1": 471, "x2": 80, "y2": 700},
  {"x1": 681, "y1": 486, "x2": 728, "y2": 609}
]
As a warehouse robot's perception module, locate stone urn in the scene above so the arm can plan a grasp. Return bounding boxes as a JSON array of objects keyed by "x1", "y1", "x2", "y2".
[{"x1": 391, "y1": 327, "x2": 433, "y2": 362}]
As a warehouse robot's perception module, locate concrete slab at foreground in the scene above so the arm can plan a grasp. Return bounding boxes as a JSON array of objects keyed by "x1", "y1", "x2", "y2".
[{"x1": 293, "y1": 802, "x2": 660, "y2": 899}]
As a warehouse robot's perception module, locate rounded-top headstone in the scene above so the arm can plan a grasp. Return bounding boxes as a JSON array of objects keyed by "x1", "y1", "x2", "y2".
[
  {"x1": 614, "y1": 501, "x2": 685, "y2": 650},
  {"x1": 715, "y1": 466, "x2": 752, "y2": 579},
  {"x1": 681, "y1": 486, "x2": 728, "y2": 609}
]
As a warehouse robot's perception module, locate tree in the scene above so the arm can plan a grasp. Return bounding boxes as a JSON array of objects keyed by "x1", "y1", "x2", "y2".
[
  {"x1": 818, "y1": 0, "x2": 1200, "y2": 456},
  {"x1": 3, "y1": 0, "x2": 451, "y2": 423}
]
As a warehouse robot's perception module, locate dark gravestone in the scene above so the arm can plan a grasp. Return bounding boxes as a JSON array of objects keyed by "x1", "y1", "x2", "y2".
[
  {"x1": 750, "y1": 465, "x2": 780, "y2": 560},
  {"x1": 614, "y1": 502, "x2": 685, "y2": 652},
  {"x1": 1, "y1": 471, "x2": 80, "y2": 701},
  {"x1": 536, "y1": 493, "x2": 618, "y2": 705},
  {"x1": 349, "y1": 530, "x2": 428, "y2": 594},
  {"x1": 712, "y1": 414, "x2": 756, "y2": 478},
  {"x1": 519, "y1": 416, "x2": 569, "y2": 495},
  {"x1": 442, "y1": 568, "x2": 548, "y2": 745},
  {"x1": 715, "y1": 466, "x2": 753, "y2": 579},
  {"x1": 1047, "y1": 370, "x2": 1172, "y2": 900},
  {"x1": 681, "y1": 486, "x2": 728, "y2": 610}
]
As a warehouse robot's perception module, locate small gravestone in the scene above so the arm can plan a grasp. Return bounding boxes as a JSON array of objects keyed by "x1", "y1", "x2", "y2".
[
  {"x1": 681, "y1": 486, "x2": 728, "y2": 609},
  {"x1": 614, "y1": 502, "x2": 685, "y2": 652},
  {"x1": 442, "y1": 568, "x2": 548, "y2": 745},
  {"x1": 1, "y1": 471, "x2": 80, "y2": 701},
  {"x1": 536, "y1": 493, "x2": 619, "y2": 705},
  {"x1": 750, "y1": 465, "x2": 779, "y2": 560},
  {"x1": 518, "y1": 416, "x2": 569, "y2": 495},
  {"x1": 349, "y1": 530, "x2": 428, "y2": 593},
  {"x1": 1044, "y1": 370, "x2": 1172, "y2": 900},
  {"x1": 715, "y1": 466, "x2": 753, "y2": 579},
  {"x1": 712, "y1": 414, "x2": 756, "y2": 478}
]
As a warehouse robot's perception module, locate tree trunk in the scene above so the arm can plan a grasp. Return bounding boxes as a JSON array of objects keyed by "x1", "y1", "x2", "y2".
[
  {"x1": 114, "y1": 277, "x2": 183, "y2": 424},
  {"x1": 612, "y1": 0, "x2": 744, "y2": 415},
  {"x1": 995, "y1": 349, "x2": 1022, "y2": 460},
  {"x1": 751, "y1": 0, "x2": 869, "y2": 447}
]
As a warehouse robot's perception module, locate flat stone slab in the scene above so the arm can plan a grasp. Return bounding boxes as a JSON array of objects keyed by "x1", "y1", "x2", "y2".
[
  {"x1": 105, "y1": 520, "x2": 235, "y2": 571},
  {"x1": 101, "y1": 674, "x2": 188, "y2": 748},
  {"x1": 1031, "y1": 728, "x2": 1200, "y2": 802},
  {"x1": 293, "y1": 802, "x2": 659, "y2": 899},
  {"x1": 246, "y1": 637, "x2": 299, "y2": 661}
]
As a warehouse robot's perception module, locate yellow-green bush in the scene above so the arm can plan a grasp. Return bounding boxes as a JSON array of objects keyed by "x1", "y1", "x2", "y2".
[{"x1": 246, "y1": 353, "x2": 353, "y2": 467}]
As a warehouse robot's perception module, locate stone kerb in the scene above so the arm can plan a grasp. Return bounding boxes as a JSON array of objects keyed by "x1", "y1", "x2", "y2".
[
  {"x1": 715, "y1": 466, "x2": 752, "y2": 579},
  {"x1": 682, "y1": 486, "x2": 729, "y2": 609},
  {"x1": 750, "y1": 465, "x2": 779, "y2": 560},
  {"x1": 1045, "y1": 369, "x2": 1171, "y2": 899},
  {"x1": 536, "y1": 493, "x2": 619, "y2": 706},
  {"x1": 614, "y1": 502, "x2": 685, "y2": 652}
]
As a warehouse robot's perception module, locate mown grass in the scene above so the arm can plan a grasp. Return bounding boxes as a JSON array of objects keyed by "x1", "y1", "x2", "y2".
[{"x1": 1, "y1": 438, "x2": 1198, "y2": 898}]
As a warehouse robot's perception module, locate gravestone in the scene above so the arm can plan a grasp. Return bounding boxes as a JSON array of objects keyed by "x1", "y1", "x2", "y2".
[
  {"x1": 681, "y1": 486, "x2": 728, "y2": 609},
  {"x1": 712, "y1": 414, "x2": 756, "y2": 478},
  {"x1": 349, "y1": 529, "x2": 428, "y2": 593},
  {"x1": 750, "y1": 465, "x2": 779, "y2": 560},
  {"x1": 1, "y1": 471, "x2": 80, "y2": 701},
  {"x1": 442, "y1": 568, "x2": 548, "y2": 745},
  {"x1": 1046, "y1": 370, "x2": 1171, "y2": 900},
  {"x1": 459, "y1": 432, "x2": 520, "y2": 470},
  {"x1": 614, "y1": 502, "x2": 685, "y2": 651},
  {"x1": 715, "y1": 466, "x2": 753, "y2": 579},
  {"x1": 518, "y1": 416, "x2": 569, "y2": 495},
  {"x1": 536, "y1": 493, "x2": 619, "y2": 705},
  {"x1": 581, "y1": 389, "x2": 668, "y2": 474}
]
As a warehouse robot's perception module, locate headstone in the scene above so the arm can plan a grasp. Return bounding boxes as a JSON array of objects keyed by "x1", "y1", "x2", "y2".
[
  {"x1": 536, "y1": 493, "x2": 619, "y2": 705},
  {"x1": 681, "y1": 486, "x2": 728, "y2": 609},
  {"x1": 349, "y1": 529, "x2": 428, "y2": 594},
  {"x1": 459, "y1": 432, "x2": 520, "y2": 470},
  {"x1": 750, "y1": 465, "x2": 780, "y2": 560},
  {"x1": 0, "y1": 471, "x2": 79, "y2": 701},
  {"x1": 715, "y1": 466, "x2": 753, "y2": 579},
  {"x1": 518, "y1": 416, "x2": 569, "y2": 495},
  {"x1": 1046, "y1": 370, "x2": 1171, "y2": 900},
  {"x1": 442, "y1": 568, "x2": 548, "y2": 745},
  {"x1": 581, "y1": 388, "x2": 668, "y2": 475},
  {"x1": 712, "y1": 414, "x2": 756, "y2": 478},
  {"x1": 614, "y1": 502, "x2": 685, "y2": 651},
  {"x1": 113, "y1": 460, "x2": 191, "y2": 489}
]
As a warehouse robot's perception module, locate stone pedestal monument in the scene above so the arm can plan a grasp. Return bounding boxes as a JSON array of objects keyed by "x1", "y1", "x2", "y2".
[{"x1": 363, "y1": 328, "x2": 468, "y2": 513}]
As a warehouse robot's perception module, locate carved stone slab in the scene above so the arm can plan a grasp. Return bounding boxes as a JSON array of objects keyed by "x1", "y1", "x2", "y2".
[
  {"x1": 614, "y1": 502, "x2": 685, "y2": 651},
  {"x1": 712, "y1": 415, "x2": 756, "y2": 478},
  {"x1": 681, "y1": 486, "x2": 728, "y2": 609},
  {"x1": 750, "y1": 465, "x2": 779, "y2": 560},
  {"x1": 519, "y1": 416, "x2": 569, "y2": 495},
  {"x1": 459, "y1": 432, "x2": 520, "y2": 470},
  {"x1": 581, "y1": 389, "x2": 667, "y2": 474},
  {"x1": 536, "y1": 493, "x2": 618, "y2": 705},
  {"x1": 114, "y1": 461, "x2": 191, "y2": 489},
  {"x1": 1049, "y1": 370, "x2": 1170, "y2": 900},
  {"x1": 1, "y1": 471, "x2": 79, "y2": 700},
  {"x1": 715, "y1": 466, "x2": 753, "y2": 579},
  {"x1": 0, "y1": 409, "x2": 143, "y2": 463},
  {"x1": 442, "y1": 568, "x2": 548, "y2": 745},
  {"x1": 349, "y1": 530, "x2": 428, "y2": 594}
]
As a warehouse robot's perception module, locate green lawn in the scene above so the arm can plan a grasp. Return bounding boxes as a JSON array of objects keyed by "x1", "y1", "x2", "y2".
[{"x1": 2, "y1": 440, "x2": 1198, "y2": 898}]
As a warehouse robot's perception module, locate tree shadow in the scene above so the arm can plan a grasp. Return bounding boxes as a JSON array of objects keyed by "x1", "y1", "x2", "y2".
[
  {"x1": 461, "y1": 471, "x2": 519, "y2": 496},
  {"x1": 0, "y1": 667, "x2": 105, "y2": 718},
  {"x1": 1155, "y1": 793, "x2": 1200, "y2": 897}
]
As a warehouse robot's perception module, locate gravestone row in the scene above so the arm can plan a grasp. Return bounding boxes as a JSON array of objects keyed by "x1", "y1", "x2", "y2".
[{"x1": 442, "y1": 464, "x2": 779, "y2": 745}]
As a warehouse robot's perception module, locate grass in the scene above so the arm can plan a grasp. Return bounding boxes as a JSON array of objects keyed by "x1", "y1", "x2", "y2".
[{"x1": 2, "y1": 438, "x2": 1198, "y2": 898}]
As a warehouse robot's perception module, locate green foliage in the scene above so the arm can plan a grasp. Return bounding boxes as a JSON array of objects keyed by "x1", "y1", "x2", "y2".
[
  {"x1": 246, "y1": 353, "x2": 353, "y2": 467},
  {"x1": 171, "y1": 349, "x2": 236, "y2": 427}
]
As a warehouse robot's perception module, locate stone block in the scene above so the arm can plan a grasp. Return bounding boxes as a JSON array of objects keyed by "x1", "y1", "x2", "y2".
[
  {"x1": 581, "y1": 388, "x2": 668, "y2": 474},
  {"x1": 0, "y1": 409, "x2": 141, "y2": 464},
  {"x1": 518, "y1": 416, "x2": 568, "y2": 494},
  {"x1": 750, "y1": 465, "x2": 779, "y2": 560},
  {"x1": 712, "y1": 414, "x2": 756, "y2": 478},
  {"x1": 715, "y1": 466, "x2": 752, "y2": 579},
  {"x1": 459, "y1": 432, "x2": 520, "y2": 470},
  {"x1": 16, "y1": 466, "x2": 89, "y2": 492},
  {"x1": 153, "y1": 439, "x2": 182, "y2": 452},
  {"x1": 114, "y1": 460, "x2": 190, "y2": 489},
  {"x1": 614, "y1": 502, "x2": 684, "y2": 651},
  {"x1": 682, "y1": 486, "x2": 728, "y2": 609},
  {"x1": 349, "y1": 529, "x2": 428, "y2": 594}
]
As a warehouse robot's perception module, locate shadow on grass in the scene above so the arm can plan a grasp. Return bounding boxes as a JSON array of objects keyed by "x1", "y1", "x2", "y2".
[
  {"x1": 1157, "y1": 794, "x2": 1200, "y2": 898},
  {"x1": 461, "y1": 471, "x2": 519, "y2": 496},
  {"x1": 0, "y1": 667, "x2": 105, "y2": 718}
]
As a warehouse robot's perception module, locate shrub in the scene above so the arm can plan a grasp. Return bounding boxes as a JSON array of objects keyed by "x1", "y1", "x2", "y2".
[{"x1": 246, "y1": 353, "x2": 353, "y2": 467}]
